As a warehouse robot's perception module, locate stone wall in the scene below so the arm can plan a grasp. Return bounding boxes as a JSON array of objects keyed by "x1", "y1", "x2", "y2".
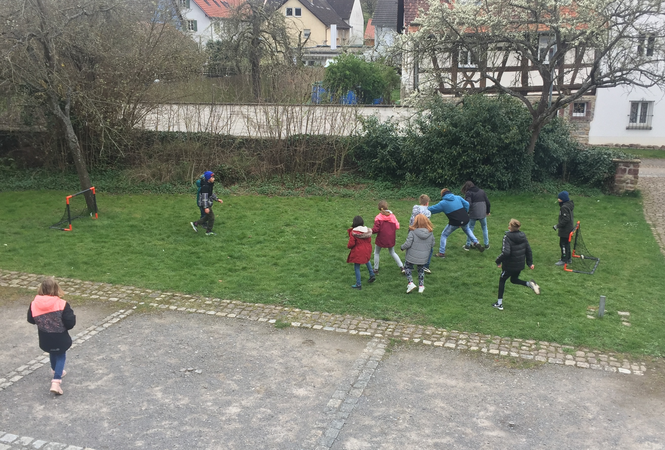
[{"x1": 612, "y1": 159, "x2": 641, "y2": 193}]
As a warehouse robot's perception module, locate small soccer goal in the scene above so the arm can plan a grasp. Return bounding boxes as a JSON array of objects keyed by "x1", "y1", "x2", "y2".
[
  {"x1": 50, "y1": 187, "x2": 98, "y2": 231},
  {"x1": 564, "y1": 221, "x2": 600, "y2": 275}
]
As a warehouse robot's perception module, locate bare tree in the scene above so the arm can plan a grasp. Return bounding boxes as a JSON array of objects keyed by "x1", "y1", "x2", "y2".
[
  {"x1": 399, "y1": 0, "x2": 665, "y2": 154},
  {"x1": 0, "y1": 0, "x2": 204, "y2": 202}
]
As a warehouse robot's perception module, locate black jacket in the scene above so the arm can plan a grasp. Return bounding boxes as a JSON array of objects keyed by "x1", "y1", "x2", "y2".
[
  {"x1": 198, "y1": 180, "x2": 219, "y2": 209},
  {"x1": 557, "y1": 200, "x2": 575, "y2": 238},
  {"x1": 465, "y1": 186, "x2": 491, "y2": 220},
  {"x1": 27, "y1": 297, "x2": 76, "y2": 354},
  {"x1": 496, "y1": 231, "x2": 533, "y2": 273}
]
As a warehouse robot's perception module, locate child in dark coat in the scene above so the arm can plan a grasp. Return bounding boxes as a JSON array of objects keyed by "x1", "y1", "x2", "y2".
[
  {"x1": 493, "y1": 219, "x2": 541, "y2": 310},
  {"x1": 347, "y1": 216, "x2": 376, "y2": 290},
  {"x1": 553, "y1": 190, "x2": 575, "y2": 266},
  {"x1": 191, "y1": 171, "x2": 223, "y2": 236},
  {"x1": 27, "y1": 277, "x2": 76, "y2": 395},
  {"x1": 372, "y1": 200, "x2": 405, "y2": 275}
]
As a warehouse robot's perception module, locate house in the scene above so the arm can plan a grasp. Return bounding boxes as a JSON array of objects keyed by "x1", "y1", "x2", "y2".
[
  {"x1": 364, "y1": 18, "x2": 375, "y2": 47},
  {"x1": 278, "y1": 0, "x2": 363, "y2": 49},
  {"x1": 371, "y1": 0, "x2": 400, "y2": 54},
  {"x1": 175, "y1": 0, "x2": 241, "y2": 46}
]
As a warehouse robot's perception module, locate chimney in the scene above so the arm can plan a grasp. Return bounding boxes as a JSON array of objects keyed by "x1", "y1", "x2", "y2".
[{"x1": 331, "y1": 24, "x2": 337, "y2": 49}]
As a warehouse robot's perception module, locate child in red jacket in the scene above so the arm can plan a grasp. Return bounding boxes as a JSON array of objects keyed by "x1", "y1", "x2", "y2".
[
  {"x1": 347, "y1": 215, "x2": 376, "y2": 290},
  {"x1": 372, "y1": 200, "x2": 405, "y2": 275}
]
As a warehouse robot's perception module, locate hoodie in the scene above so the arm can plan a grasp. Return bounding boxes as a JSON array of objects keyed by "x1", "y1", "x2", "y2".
[
  {"x1": 347, "y1": 226, "x2": 373, "y2": 264},
  {"x1": 428, "y1": 192, "x2": 470, "y2": 226},
  {"x1": 372, "y1": 210, "x2": 400, "y2": 248},
  {"x1": 409, "y1": 205, "x2": 432, "y2": 225},
  {"x1": 557, "y1": 200, "x2": 575, "y2": 238}
]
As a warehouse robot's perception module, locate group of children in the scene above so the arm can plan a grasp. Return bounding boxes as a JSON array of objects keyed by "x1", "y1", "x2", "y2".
[{"x1": 345, "y1": 185, "x2": 578, "y2": 311}]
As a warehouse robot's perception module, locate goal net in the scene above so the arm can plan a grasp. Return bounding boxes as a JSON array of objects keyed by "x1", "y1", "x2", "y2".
[
  {"x1": 564, "y1": 221, "x2": 600, "y2": 274},
  {"x1": 50, "y1": 187, "x2": 98, "y2": 231}
]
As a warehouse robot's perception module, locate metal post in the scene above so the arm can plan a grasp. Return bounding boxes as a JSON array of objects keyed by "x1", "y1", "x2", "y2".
[{"x1": 598, "y1": 296, "x2": 606, "y2": 318}]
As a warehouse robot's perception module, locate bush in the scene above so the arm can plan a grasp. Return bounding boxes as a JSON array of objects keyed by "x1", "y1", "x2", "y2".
[
  {"x1": 323, "y1": 54, "x2": 400, "y2": 104},
  {"x1": 569, "y1": 147, "x2": 632, "y2": 189},
  {"x1": 532, "y1": 118, "x2": 581, "y2": 182}
]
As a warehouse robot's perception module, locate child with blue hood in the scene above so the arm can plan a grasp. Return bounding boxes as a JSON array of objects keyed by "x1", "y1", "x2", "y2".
[
  {"x1": 428, "y1": 188, "x2": 484, "y2": 258},
  {"x1": 190, "y1": 171, "x2": 223, "y2": 236}
]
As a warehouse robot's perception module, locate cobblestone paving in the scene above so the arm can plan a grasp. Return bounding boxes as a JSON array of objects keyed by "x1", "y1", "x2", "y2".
[
  {"x1": 0, "y1": 270, "x2": 651, "y2": 377},
  {"x1": 638, "y1": 158, "x2": 665, "y2": 255},
  {"x1": 0, "y1": 431, "x2": 94, "y2": 450}
]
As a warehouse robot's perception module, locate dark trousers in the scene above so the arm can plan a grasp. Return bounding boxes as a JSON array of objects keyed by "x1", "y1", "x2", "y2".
[
  {"x1": 498, "y1": 270, "x2": 527, "y2": 299},
  {"x1": 559, "y1": 236, "x2": 571, "y2": 262},
  {"x1": 195, "y1": 209, "x2": 215, "y2": 232}
]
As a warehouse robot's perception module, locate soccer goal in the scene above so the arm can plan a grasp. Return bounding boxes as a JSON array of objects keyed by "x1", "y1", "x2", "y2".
[
  {"x1": 564, "y1": 221, "x2": 600, "y2": 274},
  {"x1": 50, "y1": 187, "x2": 98, "y2": 231}
]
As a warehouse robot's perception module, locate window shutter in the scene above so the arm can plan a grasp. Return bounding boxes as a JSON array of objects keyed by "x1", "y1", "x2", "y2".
[
  {"x1": 192, "y1": 20, "x2": 197, "y2": 32},
  {"x1": 185, "y1": 0, "x2": 190, "y2": 8}
]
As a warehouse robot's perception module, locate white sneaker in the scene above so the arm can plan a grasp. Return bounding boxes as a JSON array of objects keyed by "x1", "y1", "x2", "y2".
[
  {"x1": 418, "y1": 285, "x2": 424, "y2": 293},
  {"x1": 406, "y1": 282, "x2": 416, "y2": 293},
  {"x1": 423, "y1": 268, "x2": 432, "y2": 274},
  {"x1": 529, "y1": 279, "x2": 541, "y2": 295}
]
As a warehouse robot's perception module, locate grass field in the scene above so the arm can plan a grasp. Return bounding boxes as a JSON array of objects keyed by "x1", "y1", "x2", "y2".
[{"x1": 1, "y1": 190, "x2": 663, "y2": 357}]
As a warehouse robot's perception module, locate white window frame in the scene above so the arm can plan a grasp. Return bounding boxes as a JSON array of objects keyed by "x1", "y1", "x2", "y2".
[
  {"x1": 458, "y1": 47, "x2": 478, "y2": 68},
  {"x1": 572, "y1": 102, "x2": 587, "y2": 117},
  {"x1": 285, "y1": 7, "x2": 293, "y2": 16},
  {"x1": 627, "y1": 101, "x2": 653, "y2": 129},
  {"x1": 303, "y1": 29, "x2": 311, "y2": 39},
  {"x1": 187, "y1": 20, "x2": 197, "y2": 32},
  {"x1": 295, "y1": 7, "x2": 302, "y2": 17}
]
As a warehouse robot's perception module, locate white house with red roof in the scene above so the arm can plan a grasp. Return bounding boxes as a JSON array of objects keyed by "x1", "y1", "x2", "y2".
[{"x1": 176, "y1": 0, "x2": 241, "y2": 45}]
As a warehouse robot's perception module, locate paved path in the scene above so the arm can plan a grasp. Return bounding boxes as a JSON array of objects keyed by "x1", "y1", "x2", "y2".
[{"x1": 638, "y1": 158, "x2": 665, "y2": 255}]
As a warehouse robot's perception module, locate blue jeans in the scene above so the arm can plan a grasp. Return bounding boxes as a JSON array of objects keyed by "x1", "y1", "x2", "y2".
[
  {"x1": 466, "y1": 217, "x2": 489, "y2": 246},
  {"x1": 50, "y1": 352, "x2": 66, "y2": 380},
  {"x1": 354, "y1": 262, "x2": 375, "y2": 286},
  {"x1": 440, "y1": 224, "x2": 478, "y2": 254}
]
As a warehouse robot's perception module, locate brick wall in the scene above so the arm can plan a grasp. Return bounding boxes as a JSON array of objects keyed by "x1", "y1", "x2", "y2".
[{"x1": 612, "y1": 159, "x2": 641, "y2": 193}]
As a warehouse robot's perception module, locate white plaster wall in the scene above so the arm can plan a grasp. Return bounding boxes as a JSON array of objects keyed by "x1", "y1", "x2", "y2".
[
  {"x1": 181, "y1": 5, "x2": 214, "y2": 46},
  {"x1": 139, "y1": 104, "x2": 415, "y2": 137},
  {"x1": 375, "y1": 26, "x2": 396, "y2": 54},
  {"x1": 589, "y1": 85, "x2": 665, "y2": 146},
  {"x1": 347, "y1": 0, "x2": 365, "y2": 45}
]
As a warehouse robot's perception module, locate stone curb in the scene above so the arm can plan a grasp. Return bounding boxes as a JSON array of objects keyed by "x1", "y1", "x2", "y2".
[{"x1": 0, "y1": 270, "x2": 652, "y2": 376}]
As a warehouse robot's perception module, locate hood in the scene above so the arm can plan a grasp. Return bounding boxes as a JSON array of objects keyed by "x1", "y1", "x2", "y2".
[
  {"x1": 468, "y1": 186, "x2": 479, "y2": 193},
  {"x1": 442, "y1": 192, "x2": 455, "y2": 201},
  {"x1": 413, "y1": 228, "x2": 433, "y2": 239},
  {"x1": 375, "y1": 210, "x2": 400, "y2": 227},
  {"x1": 505, "y1": 230, "x2": 526, "y2": 243},
  {"x1": 350, "y1": 226, "x2": 372, "y2": 239},
  {"x1": 560, "y1": 200, "x2": 574, "y2": 209}
]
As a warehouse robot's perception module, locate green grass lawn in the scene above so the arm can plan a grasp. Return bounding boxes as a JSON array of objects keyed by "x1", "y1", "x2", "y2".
[{"x1": 1, "y1": 190, "x2": 663, "y2": 357}]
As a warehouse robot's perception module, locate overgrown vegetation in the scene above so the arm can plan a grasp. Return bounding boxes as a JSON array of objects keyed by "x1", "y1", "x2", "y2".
[{"x1": 323, "y1": 54, "x2": 400, "y2": 104}]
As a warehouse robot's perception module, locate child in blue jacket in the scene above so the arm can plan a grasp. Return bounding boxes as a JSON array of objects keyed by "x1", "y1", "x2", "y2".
[{"x1": 428, "y1": 188, "x2": 484, "y2": 258}]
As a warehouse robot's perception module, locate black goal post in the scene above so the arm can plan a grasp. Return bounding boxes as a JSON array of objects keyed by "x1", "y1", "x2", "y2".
[
  {"x1": 50, "y1": 187, "x2": 98, "y2": 231},
  {"x1": 564, "y1": 221, "x2": 600, "y2": 275}
]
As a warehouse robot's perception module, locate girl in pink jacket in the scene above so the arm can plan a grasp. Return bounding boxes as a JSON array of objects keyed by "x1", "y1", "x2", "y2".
[{"x1": 372, "y1": 200, "x2": 405, "y2": 275}]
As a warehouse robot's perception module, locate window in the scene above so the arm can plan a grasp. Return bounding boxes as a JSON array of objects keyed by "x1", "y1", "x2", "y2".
[
  {"x1": 572, "y1": 102, "x2": 587, "y2": 117},
  {"x1": 538, "y1": 35, "x2": 556, "y2": 63},
  {"x1": 638, "y1": 33, "x2": 656, "y2": 57},
  {"x1": 187, "y1": 20, "x2": 197, "y2": 32},
  {"x1": 307, "y1": 60, "x2": 315, "y2": 66},
  {"x1": 303, "y1": 29, "x2": 311, "y2": 39},
  {"x1": 179, "y1": 0, "x2": 190, "y2": 8},
  {"x1": 458, "y1": 47, "x2": 478, "y2": 68},
  {"x1": 628, "y1": 101, "x2": 653, "y2": 129},
  {"x1": 295, "y1": 7, "x2": 301, "y2": 16},
  {"x1": 285, "y1": 7, "x2": 293, "y2": 16}
]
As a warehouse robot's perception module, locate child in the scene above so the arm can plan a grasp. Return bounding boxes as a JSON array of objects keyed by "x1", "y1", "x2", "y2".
[
  {"x1": 461, "y1": 181, "x2": 491, "y2": 251},
  {"x1": 372, "y1": 200, "x2": 405, "y2": 275},
  {"x1": 27, "y1": 277, "x2": 76, "y2": 395},
  {"x1": 191, "y1": 171, "x2": 223, "y2": 236},
  {"x1": 428, "y1": 188, "x2": 484, "y2": 258},
  {"x1": 409, "y1": 194, "x2": 433, "y2": 274},
  {"x1": 493, "y1": 219, "x2": 541, "y2": 310},
  {"x1": 553, "y1": 190, "x2": 575, "y2": 266},
  {"x1": 400, "y1": 214, "x2": 435, "y2": 293},
  {"x1": 347, "y1": 215, "x2": 376, "y2": 290}
]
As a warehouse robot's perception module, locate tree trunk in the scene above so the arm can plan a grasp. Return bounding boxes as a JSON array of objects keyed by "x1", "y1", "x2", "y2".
[
  {"x1": 526, "y1": 120, "x2": 545, "y2": 155},
  {"x1": 49, "y1": 94, "x2": 95, "y2": 211},
  {"x1": 250, "y1": 13, "x2": 261, "y2": 101}
]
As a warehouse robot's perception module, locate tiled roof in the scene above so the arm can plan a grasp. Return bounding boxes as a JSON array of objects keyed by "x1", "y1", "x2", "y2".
[
  {"x1": 364, "y1": 18, "x2": 375, "y2": 39},
  {"x1": 299, "y1": 0, "x2": 350, "y2": 29},
  {"x1": 372, "y1": 0, "x2": 398, "y2": 28},
  {"x1": 327, "y1": 0, "x2": 355, "y2": 20},
  {"x1": 191, "y1": 0, "x2": 243, "y2": 19},
  {"x1": 403, "y1": 0, "x2": 429, "y2": 28}
]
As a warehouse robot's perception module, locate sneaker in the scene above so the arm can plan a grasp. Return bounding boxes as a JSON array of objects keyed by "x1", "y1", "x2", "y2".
[
  {"x1": 492, "y1": 301, "x2": 503, "y2": 311},
  {"x1": 418, "y1": 285, "x2": 425, "y2": 293},
  {"x1": 555, "y1": 260, "x2": 566, "y2": 266},
  {"x1": 435, "y1": 252, "x2": 446, "y2": 258},
  {"x1": 529, "y1": 279, "x2": 541, "y2": 295},
  {"x1": 423, "y1": 267, "x2": 432, "y2": 274},
  {"x1": 406, "y1": 282, "x2": 416, "y2": 293},
  {"x1": 463, "y1": 245, "x2": 471, "y2": 251},
  {"x1": 373, "y1": 269, "x2": 379, "y2": 275},
  {"x1": 206, "y1": 231, "x2": 217, "y2": 236},
  {"x1": 474, "y1": 242, "x2": 485, "y2": 252},
  {"x1": 351, "y1": 284, "x2": 362, "y2": 290},
  {"x1": 190, "y1": 222, "x2": 198, "y2": 232},
  {"x1": 368, "y1": 276, "x2": 376, "y2": 284},
  {"x1": 484, "y1": 244, "x2": 490, "y2": 250}
]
